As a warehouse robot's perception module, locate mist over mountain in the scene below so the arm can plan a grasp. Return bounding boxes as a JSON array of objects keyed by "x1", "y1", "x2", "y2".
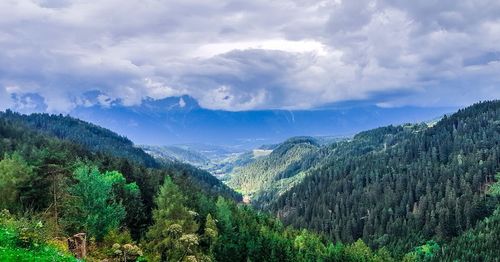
[{"x1": 70, "y1": 95, "x2": 455, "y2": 148}]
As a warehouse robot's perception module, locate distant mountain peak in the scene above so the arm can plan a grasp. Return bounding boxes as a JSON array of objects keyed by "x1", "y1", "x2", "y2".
[
  {"x1": 77, "y1": 91, "x2": 201, "y2": 112},
  {"x1": 140, "y1": 95, "x2": 201, "y2": 112},
  {"x1": 282, "y1": 136, "x2": 319, "y2": 146}
]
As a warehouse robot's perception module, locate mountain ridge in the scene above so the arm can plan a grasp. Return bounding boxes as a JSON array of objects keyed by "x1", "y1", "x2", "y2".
[{"x1": 70, "y1": 95, "x2": 456, "y2": 147}]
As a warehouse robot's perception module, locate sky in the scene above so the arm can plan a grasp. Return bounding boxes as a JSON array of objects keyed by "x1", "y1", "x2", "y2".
[{"x1": 0, "y1": 0, "x2": 500, "y2": 113}]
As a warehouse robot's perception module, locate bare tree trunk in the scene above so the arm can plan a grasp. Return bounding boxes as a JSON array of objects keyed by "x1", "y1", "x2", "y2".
[{"x1": 68, "y1": 233, "x2": 87, "y2": 259}]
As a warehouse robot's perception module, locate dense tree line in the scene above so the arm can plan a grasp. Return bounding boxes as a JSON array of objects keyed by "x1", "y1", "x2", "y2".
[
  {"x1": 144, "y1": 179, "x2": 397, "y2": 262},
  {"x1": 270, "y1": 101, "x2": 500, "y2": 256},
  {"x1": 435, "y1": 172, "x2": 500, "y2": 261},
  {"x1": 1, "y1": 110, "x2": 158, "y2": 167},
  {"x1": 0, "y1": 110, "x2": 240, "y2": 205}
]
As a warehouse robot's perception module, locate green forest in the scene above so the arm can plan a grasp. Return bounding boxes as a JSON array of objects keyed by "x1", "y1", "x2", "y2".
[
  {"x1": 1, "y1": 100, "x2": 499, "y2": 261},
  {"x1": 227, "y1": 101, "x2": 500, "y2": 260}
]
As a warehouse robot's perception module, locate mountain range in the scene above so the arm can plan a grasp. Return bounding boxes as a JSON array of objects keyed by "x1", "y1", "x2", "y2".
[{"x1": 70, "y1": 95, "x2": 455, "y2": 148}]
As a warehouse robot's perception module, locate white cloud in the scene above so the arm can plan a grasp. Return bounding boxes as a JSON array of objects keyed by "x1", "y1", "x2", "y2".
[
  {"x1": 190, "y1": 39, "x2": 328, "y2": 58},
  {"x1": 0, "y1": 87, "x2": 14, "y2": 111}
]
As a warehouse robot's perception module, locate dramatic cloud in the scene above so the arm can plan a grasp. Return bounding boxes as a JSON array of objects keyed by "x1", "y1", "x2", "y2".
[{"x1": 0, "y1": 0, "x2": 499, "y2": 112}]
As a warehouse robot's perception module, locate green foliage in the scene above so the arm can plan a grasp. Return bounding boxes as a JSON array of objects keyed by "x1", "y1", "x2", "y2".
[
  {"x1": 0, "y1": 109, "x2": 240, "y2": 242},
  {"x1": 203, "y1": 213, "x2": 218, "y2": 258},
  {"x1": 0, "y1": 110, "x2": 240, "y2": 209},
  {"x1": 105, "y1": 170, "x2": 149, "y2": 240},
  {"x1": 227, "y1": 137, "x2": 320, "y2": 208},
  {"x1": 215, "y1": 197, "x2": 233, "y2": 233},
  {"x1": 62, "y1": 165, "x2": 126, "y2": 241},
  {"x1": 145, "y1": 177, "x2": 202, "y2": 261},
  {"x1": 0, "y1": 210, "x2": 46, "y2": 249},
  {"x1": 0, "y1": 153, "x2": 32, "y2": 211},
  {"x1": 3, "y1": 111, "x2": 159, "y2": 167},
  {"x1": 343, "y1": 239, "x2": 374, "y2": 261},
  {"x1": 164, "y1": 161, "x2": 242, "y2": 202},
  {"x1": 375, "y1": 247, "x2": 396, "y2": 262},
  {"x1": 273, "y1": 101, "x2": 500, "y2": 255},
  {"x1": 102, "y1": 229, "x2": 133, "y2": 247},
  {"x1": 81, "y1": 229, "x2": 145, "y2": 261},
  {"x1": 294, "y1": 229, "x2": 327, "y2": 261},
  {"x1": 210, "y1": 199, "x2": 393, "y2": 262},
  {"x1": 488, "y1": 173, "x2": 500, "y2": 196},
  {"x1": 437, "y1": 171, "x2": 500, "y2": 261},
  {"x1": 325, "y1": 242, "x2": 344, "y2": 261},
  {"x1": 438, "y1": 207, "x2": 500, "y2": 261},
  {"x1": 111, "y1": 243, "x2": 144, "y2": 262},
  {"x1": 0, "y1": 210, "x2": 75, "y2": 261},
  {"x1": 404, "y1": 240, "x2": 440, "y2": 261}
]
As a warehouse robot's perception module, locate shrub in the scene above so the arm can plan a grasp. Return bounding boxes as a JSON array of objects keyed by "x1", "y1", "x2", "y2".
[{"x1": 0, "y1": 210, "x2": 75, "y2": 261}]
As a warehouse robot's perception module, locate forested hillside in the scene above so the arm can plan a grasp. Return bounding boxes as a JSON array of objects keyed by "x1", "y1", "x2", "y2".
[
  {"x1": 0, "y1": 110, "x2": 394, "y2": 261},
  {"x1": 227, "y1": 137, "x2": 321, "y2": 207},
  {"x1": 1, "y1": 110, "x2": 158, "y2": 167},
  {"x1": 269, "y1": 101, "x2": 500, "y2": 256},
  {"x1": 437, "y1": 173, "x2": 500, "y2": 261},
  {"x1": 0, "y1": 110, "x2": 239, "y2": 202}
]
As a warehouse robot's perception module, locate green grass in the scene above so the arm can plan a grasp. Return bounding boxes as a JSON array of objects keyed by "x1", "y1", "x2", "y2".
[{"x1": 0, "y1": 226, "x2": 76, "y2": 262}]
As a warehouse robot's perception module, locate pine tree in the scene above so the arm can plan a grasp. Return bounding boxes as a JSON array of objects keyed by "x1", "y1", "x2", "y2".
[
  {"x1": 145, "y1": 176, "x2": 201, "y2": 261},
  {"x1": 0, "y1": 153, "x2": 32, "y2": 211},
  {"x1": 204, "y1": 213, "x2": 218, "y2": 257}
]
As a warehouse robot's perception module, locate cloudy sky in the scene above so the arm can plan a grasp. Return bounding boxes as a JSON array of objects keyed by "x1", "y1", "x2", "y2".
[{"x1": 1, "y1": 0, "x2": 500, "y2": 112}]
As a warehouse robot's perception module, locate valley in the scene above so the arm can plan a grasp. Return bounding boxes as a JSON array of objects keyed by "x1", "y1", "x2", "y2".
[{"x1": 159, "y1": 101, "x2": 500, "y2": 258}]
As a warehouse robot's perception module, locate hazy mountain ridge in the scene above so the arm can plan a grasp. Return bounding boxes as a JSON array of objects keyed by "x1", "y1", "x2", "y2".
[
  {"x1": 71, "y1": 95, "x2": 455, "y2": 147},
  {"x1": 1, "y1": 109, "x2": 158, "y2": 167},
  {"x1": 141, "y1": 145, "x2": 211, "y2": 167},
  {"x1": 141, "y1": 143, "x2": 267, "y2": 179}
]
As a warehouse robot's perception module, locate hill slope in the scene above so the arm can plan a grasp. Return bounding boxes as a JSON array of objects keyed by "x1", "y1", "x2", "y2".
[
  {"x1": 0, "y1": 110, "x2": 241, "y2": 204},
  {"x1": 1, "y1": 110, "x2": 157, "y2": 167},
  {"x1": 227, "y1": 137, "x2": 322, "y2": 207},
  {"x1": 270, "y1": 101, "x2": 500, "y2": 254}
]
